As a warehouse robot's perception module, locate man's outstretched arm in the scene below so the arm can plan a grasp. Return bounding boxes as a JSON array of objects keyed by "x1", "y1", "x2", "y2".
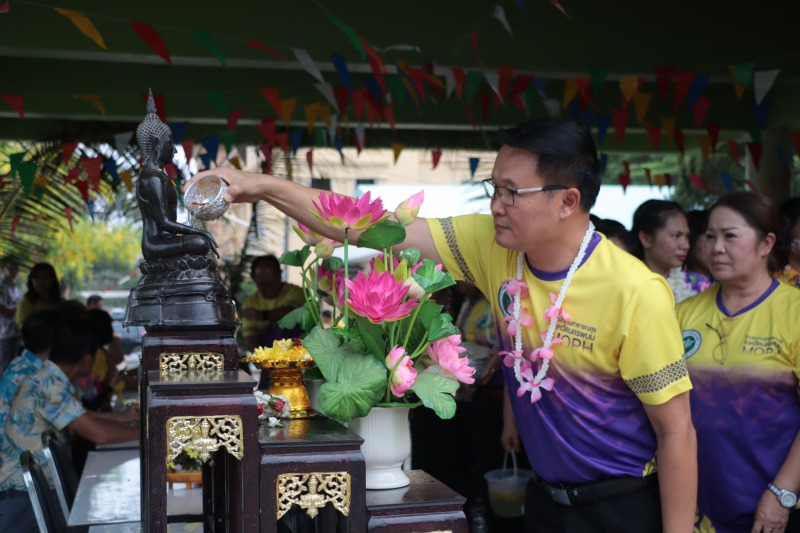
[{"x1": 185, "y1": 168, "x2": 442, "y2": 263}]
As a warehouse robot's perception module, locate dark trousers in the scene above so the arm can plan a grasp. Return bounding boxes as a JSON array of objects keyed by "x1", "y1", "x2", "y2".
[{"x1": 524, "y1": 477, "x2": 662, "y2": 533}]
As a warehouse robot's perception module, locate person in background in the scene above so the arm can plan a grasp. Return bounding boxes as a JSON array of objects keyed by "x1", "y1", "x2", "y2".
[
  {"x1": 594, "y1": 217, "x2": 637, "y2": 254},
  {"x1": 778, "y1": 197, "x2": 800, "y2": 289},
  {"x1": 685, "y1": 210, "x2": 712, "y2": 281},
  {"x1": 0, "y1": 259, "x2": 21, "y2": 374},
  {"x1": 14, "y1": 262, "x2": 64, "y2": 327},
  {"x1": 676, "y1": 191, "x2": 800, "y2": 532},
  {"x1": 0, "y1": 311, "x2": 59, "y2": 432},
  {"x1": 0, "y1": 316, "x2": 139, "y2": 532},
  {"x1": 86, "y1": 294, "x2": 104, "y2": 310}
]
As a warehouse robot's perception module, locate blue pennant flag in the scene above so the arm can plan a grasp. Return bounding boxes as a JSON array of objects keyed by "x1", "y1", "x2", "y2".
[
  {"x1": 102, "y1": 158, "x2": 121, "y2": 185},
  {"x1": 720, "y1": 172, "x2": 733, "y2": 191},
  {"x1": 599, "y1": 153, "x2": 609, "y2": 177},
  {"x1": 583, "y1": 108, "x2": 593, "y2": 133},
  {"x1": 199, "y1": 153, "x2": 213, "y2": 169},
  {"x1": 330, "y1": 53, "x2": 353, "y2": 94},
  {"x1": 567, "y1": 99, "x2": 581, "y2": 124},
  {"x1": 362, "y1": 75, "x2": 383, "y2": 107},
  {"x1": 532, "y1": 77, "x2": 547, "y2": 98},
  {"x1": 333, "y1": 137, "x2": 344, "y2": 163},
  {"x1": 514, "y1": 0, "x2": 533, "y2": 26},
  {"x1": 686, "y1": 75, "x2": 709, "y2": 108},
  {"x1": 753, "y1": 99, "x2": 772, "y2": 130},
  {"x1": 596, "y1": 114, "x2": 611, "y2": 146},
  {"x1": 775, "y1": 146, "x2": 789, "y2": 170},
  {"x1": 87, "y1": 200, "x2": 95, "y2": 221},
  {"x1": 199, "y1": 135, "x2": 220, "y2": 166},
  {"x1": 469, "y1": 157, "x2": 480, "y2": 177},
  {"x1": 290, "y1": 128, "x2": 303, "y2": 157},
  {"x1": 169, "y1": 121, "x2": 189, "y2": 143}
]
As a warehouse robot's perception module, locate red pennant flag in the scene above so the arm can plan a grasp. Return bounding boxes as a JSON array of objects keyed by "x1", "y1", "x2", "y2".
[
  {"x1": 75, "y1": 180, "x2": 89, "y2": 202},
  {"x1": 673, "y1": 72, "x2": 695, "y2": 110},
  {"x1": 645, "y1": 124, "x2": 662, "y2": 150},
  {"x1": 452, "y1": 67, "x2": 466, "y2": 100},
  {"x1": 744, "y1": 179, "x2": 758, "y2": 192},
  {"x1": 790, "y1": 132, "x2": 800, "y2": 157},
  {"x1": 432, "y1": 150, "x2": 442, "y2": 170},
  {"x1": 359, "y1": 36, "x2": 386, "y2": 74},
  {"x1": 470, "y1": 31, "x2": 482, "y2": 64},
  {"x1": 80, "y1": 156, "x2": 102, "y2": 191},
  {"x1": 62, "y1": 142, "x2": 78, "y2": 163},
  {"x1": 227, "y1": 109, "x2": 242, "y2": 132},
  {"x1": 618, "y1": 173, "x2": 631, "y2": 192},
  {"x1": 464, "y1": 107, "x2": 477, "y2": 131},
  {"x1": 665, "y1": 173, "x2": 673, "y2": 187},
  {"x1": 623, "y1": 161, "x2": 631, "y2": 175},
  {"x1": 164, "y1": 163, "x2": 177, "y2": 179},
  {"x1": 479, "y1": 93, "x2": 491, "y2": 123},
  {"x1": 692, "y1": 97, "x2": 711, "y2": 128},
  {"x1": 306, "y1": 149, "x2": 313, "y2": 175},
  {"x1": 140, "y1": 92, "x2": 166, "y2": 122},
  {"x1": 259, "y1": 145, "x2": 272, "y2": 173},
  {"x1": 181, "y1": 139, "x2": 195, "y2": 160},
  {"x1": 654, "y1": 66, "x2": 675, "y2": 101},
  {"x1": 497, "y1": 66, "x2": 516, "y2": 98},
  {"x1": 352, "y1": 89, "x2": 369, "y2": 122},
  {"x1": 575, "y1": 77, "x2": 593, "y2": 108},
  {"x1": 256, "y1": 117, "x2": 276, "y2": 146},
  {"x1": 549, "y1": 0, "x2": 571, "y2": 19},
  {"x1": 688, "y1": 173, "x2": 712, "y2": 193},
  {"x1": 0, "y1": 94, "x2": 24, "y2": 118},
  {"x1": 612, "y1": 108, "x2": 628, "y2": 144},
  {"x1": 64, "y1": 167, "x2": 82, "y2": 184},
  {"x1": 727, "y1": 140, "x2": 740, "y2": 162},
  {"x1": 706, "y1": 124, "x2": 720, "y2": 153},
  {"x1": 364, "y1": 99, "x2": 377, "y2": 127},
  {"x1": 259, "y1": 88, "x2": 282, "y2": 117},
  {"x1": 130, "y1": 22, "x2": 171, "y2": 65},
  {"x1": 276, "y1": 132, "x2": 289, "y2": 154},
  {"x1": 383, "y1": 104, "x2": 395, "y2": 132},
  {"x1": 64, "y1": 207, "x2": 74, "y2": 231},
  {"x1": 675, "y1": 129, "x2": 685, "y2": 156},
  {"x1": 747, "y1": 142, "x2": 763, "y2": 170},
  {"x1": 10, "y1": 216, "x2": 20, "y2": 239},
  {"x1": 0, "y1": 3, "x2": 9, "y2": 14},
  {"x1": 244, "y1": 40, "x2": 288, "y2": 60},
  {"x1": 333, "y1": 87, "x2": 350, "y2": 115}
]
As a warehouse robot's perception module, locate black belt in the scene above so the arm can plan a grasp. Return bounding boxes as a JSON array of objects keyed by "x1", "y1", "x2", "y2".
[{"x1": 533, "y1": 471, "x2": 658, "y2": 506}]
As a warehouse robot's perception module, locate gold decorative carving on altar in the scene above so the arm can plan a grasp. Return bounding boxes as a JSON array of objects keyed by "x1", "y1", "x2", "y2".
[
  {"x1": 166, "y1": 415, "x2": 243, "y2": 463},
  {"x1": 276, "y1": 472, "x2": 350, "y2": 519},
  {"x1": 159, "y1": 352, "x2": 224, "y2": 374}
]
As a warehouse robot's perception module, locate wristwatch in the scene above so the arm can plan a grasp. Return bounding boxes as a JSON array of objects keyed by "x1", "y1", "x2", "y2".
[{"x1": 768, "y1": 482, "x2": 798, "y2": 508}]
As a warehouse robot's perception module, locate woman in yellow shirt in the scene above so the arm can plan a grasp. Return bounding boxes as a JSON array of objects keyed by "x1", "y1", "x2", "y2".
[{"x1": 14, "y1": 263, "x2": 64, "y2": 327}]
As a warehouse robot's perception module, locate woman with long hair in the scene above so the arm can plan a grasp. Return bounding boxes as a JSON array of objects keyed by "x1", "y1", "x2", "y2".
[
  {"x1": 676, "y1": 191, "x2": 800, "y2": 532},
  {"x1": 14, "y1": 262, "x2": 63, "y2": 326}
]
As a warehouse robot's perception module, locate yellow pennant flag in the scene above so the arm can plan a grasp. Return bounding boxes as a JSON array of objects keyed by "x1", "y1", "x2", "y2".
[
  {"x1": 318, "y1": 104, "x2": 332, "y2": 127},
  {"x1": 619, "y1": 76, "x2": 640, "y2": 100},
  {"x1": 655, "y1": 174, "x2": 665, "y2": 189},
  {"x1": 34, "y1": 175, "x2": 47, "y2": 188},
  {"x1": 121, "y1": 170, "x2": 133, "y2": 192},
  {"x1": 697, "y1": 135, "x2": 711, "y2": 163},
  {"x1": 74, "y1": 94, "x2": 106, "y2": 115},
  {"x1": 633, "y1": 92, "x2": 652, "y2": 124},
  {"x1": 53, "y1": 8, "x2": 107, "y2": 50},
  {"x1": 562, "y1": 78, "x2": 578, "y2": 109},
  {"x1": 280, "y1": 98, "x2": 297, "y2": 127},
  {"x1": 392, "y1": 142, "x2": 404, "y2": 165},
  {"x1": 304, "y1": 102, "x2": 320, "y2": 133},
  {"x1": 286, "y1": 158, "x2": 293, "y2": 180},
  {"x1": 660, "y1": 117, "x2": 676, "y2": 145},
  {"x1": 729, "y1": 65, "x2": 745, "y2": 101},
  {"x1": 229, "y1": 156, "x2": 242, "y2": 170}
]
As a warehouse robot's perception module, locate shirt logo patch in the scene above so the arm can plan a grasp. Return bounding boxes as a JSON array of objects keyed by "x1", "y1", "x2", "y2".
[
  {"x1": 682, "y1": 329, "x2": 702, "y2": 358},
  {"x1": 498, "y1": 282, "x2": 514, "y2": 320}
]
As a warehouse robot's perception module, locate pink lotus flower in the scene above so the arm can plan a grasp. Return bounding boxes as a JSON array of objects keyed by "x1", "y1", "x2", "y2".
[
  {"x1": 344, "y1": 270, "x2": 419, "y2": 324},
  {"x1": 385, "y1": 345, "x2": 417, "y2": 397},
  {"x1": 425, "y1": 334, "x2": 476, "y2": 384},
  {"x1": 310, "y1": 191, "x2": 388, "y2": 230},
  {"x1": 394, "y1": 190, "x2": 424, "y2": 226},
  {"x1": 292, "y1": 223, "x2": 324, "y2": 246},
  {"x1": 318, "y1": 265, "x2": 345, "y2": 306}
]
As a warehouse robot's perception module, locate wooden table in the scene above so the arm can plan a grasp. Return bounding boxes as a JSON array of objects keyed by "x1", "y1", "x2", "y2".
[{"x1": 68, "y1": 449, "x2": 202, "y2": 528}]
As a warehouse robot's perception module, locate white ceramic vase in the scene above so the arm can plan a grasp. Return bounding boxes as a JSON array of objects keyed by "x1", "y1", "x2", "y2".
[{"x1": 349, "y1": 406, "x2": 411, "y2": 490}]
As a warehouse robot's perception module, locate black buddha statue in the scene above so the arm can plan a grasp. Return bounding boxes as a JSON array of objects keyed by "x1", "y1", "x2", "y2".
[{"x1": 124, "y1": 91, "x2": 238, "y2": 331}]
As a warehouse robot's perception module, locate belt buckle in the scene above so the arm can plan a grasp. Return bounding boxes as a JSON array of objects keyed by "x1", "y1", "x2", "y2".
[{"x1": 547, "y1": 485, "x2": 572, "y2": 506}]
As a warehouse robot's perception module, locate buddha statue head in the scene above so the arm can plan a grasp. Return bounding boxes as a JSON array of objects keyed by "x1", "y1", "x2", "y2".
[{"x1": 136, "y1": 90, "x2": 173, "y2": 166}]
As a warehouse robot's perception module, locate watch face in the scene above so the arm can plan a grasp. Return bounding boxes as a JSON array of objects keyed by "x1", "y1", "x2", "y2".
[{"x1": 780, "y1": 492, "x2": 797, "y2": 508}]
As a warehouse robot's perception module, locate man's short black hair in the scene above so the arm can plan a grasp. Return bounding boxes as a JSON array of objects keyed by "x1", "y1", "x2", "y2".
[
  {"x1": 250, "y1": 255, "x2": 281, "y2": 277},
  {"x1": 49, "y1": 317, "x2": 97, "y2": 366},
  {"x1": 20, "y1": 310, "x2": 61, "y2": 354},
  {"x1": 86, "y1": 294, "x2": 103, "y2": 306}
]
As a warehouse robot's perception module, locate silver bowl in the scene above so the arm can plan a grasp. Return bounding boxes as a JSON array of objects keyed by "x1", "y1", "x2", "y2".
[{"x1": 184, "y1": 174, "x2": 229, "y2": 221}]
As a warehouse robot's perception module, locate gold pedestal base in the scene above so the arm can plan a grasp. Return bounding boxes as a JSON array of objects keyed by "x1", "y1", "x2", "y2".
[{"x1": 267, "y1": 367, "x2": 318, "y2": 419}]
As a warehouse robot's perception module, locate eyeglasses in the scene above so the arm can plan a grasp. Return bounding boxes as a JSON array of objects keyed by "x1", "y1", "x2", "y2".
[
  {"x1": 482, "y1": 179, "x2": 570, "y2": 207},
  {"x1": 706, "y1": 320, "x2": 730, "y2": 364}
]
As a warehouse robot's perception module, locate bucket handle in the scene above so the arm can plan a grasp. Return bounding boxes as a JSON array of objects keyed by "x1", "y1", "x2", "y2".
[{"x1": 502, "y1": 451, "x2": 519, "y2": 477}]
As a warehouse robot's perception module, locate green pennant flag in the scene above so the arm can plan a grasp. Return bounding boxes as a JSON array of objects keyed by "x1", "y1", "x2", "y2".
[
  {"x1": 525, "y1": 84, "x2": 540, "y2": 114},
  {"x1": 202, "y1": 92, "x2": 227, "y2": 116},
  {"x1": 323, "y1": 10, "x2": 364, "y2": 59},
  {"x1": 192, "y1": 30, "x2": 227, "y2": 67},
  {"x1": 8, "y1": 152, "x2": 25, "y2": 175},
  {"x1": 316, "y1": 128, "x2": 327, "y2": 147},
  {"x1": 388, "y1": 75, "x2": 407, "y2": 103},
  {"x1": 749, "y1": 127, "x2": 762, "y2": 143},
  {"x1": 221, "y1": 131, "x2": 236, "y2": 154},
  {"x1": 732, "y1": 62, "x2": 755, "y2": 88},
  {"x1": 17, "y1": 163, "x2": 36, "y2": 195},
  {"x1": 590, "y1": 68, "x2": 609, "y2": 99},
  {"x1": 464, "y1": 71, "x2": 485, "y2": 104}
]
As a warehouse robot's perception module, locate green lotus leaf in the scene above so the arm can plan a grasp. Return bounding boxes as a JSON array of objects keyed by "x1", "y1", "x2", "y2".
[{"x1": 410, "y1": 370, "x2": 458, "y2": 419}]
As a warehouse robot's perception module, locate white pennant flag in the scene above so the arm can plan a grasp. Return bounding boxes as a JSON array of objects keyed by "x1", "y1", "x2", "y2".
[
  {"x1": 484, "y1": 71, "x2": 502, "y2": 103},
  {"x1": 328, "y1": 114, "x2": 338, "y2": 142},
  {"x1": 493, "y1": 5, "x2": 513, "y2": 38},
  {"x1": 542, "y1": 98, "x2": 561, "y2": 118},
  {"x1": 114, "y1": 131, "x2": 133, "y2": 155},
  {"x1": 293, "y1": 48, "x2": 324, "y2": 83},
  {"x1": 444, "y1": 69, "x2": 456, "y2": 99},
  {"x1": 235, "y1": 144, "x2": 248, "y2": 166},
  {"x1": 354, "y1": 123, "x2": 366, "y2": 150},
  {"x1": 315, "y1": 82, "x2": 340, "y2": 113},
  {"x1": 754, "y1": 69, "x2": 780, "y2": 104}
]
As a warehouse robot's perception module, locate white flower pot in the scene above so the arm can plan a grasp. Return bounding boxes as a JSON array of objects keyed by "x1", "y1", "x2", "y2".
[{"x1": 349, "y1": 406, "x2": 411, "y2": 490}]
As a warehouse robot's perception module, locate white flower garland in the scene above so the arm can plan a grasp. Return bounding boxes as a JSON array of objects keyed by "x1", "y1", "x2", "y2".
[
  {"x1": 666, "y1": 268, "x2": 694, "y2": 304},
  {"x1": 509, "y1": 223, "x2": 595, "y2": 401}
]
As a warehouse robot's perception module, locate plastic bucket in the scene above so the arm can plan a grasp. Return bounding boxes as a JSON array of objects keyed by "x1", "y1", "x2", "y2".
[{"x1": 484, "y1": 452, "x2": 532, "y2": 518}]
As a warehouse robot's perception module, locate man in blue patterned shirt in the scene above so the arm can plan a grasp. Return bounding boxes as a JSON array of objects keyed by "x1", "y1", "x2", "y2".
[{"x1": 0, "y1": 316, "x2": 140, "y2": 532}]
